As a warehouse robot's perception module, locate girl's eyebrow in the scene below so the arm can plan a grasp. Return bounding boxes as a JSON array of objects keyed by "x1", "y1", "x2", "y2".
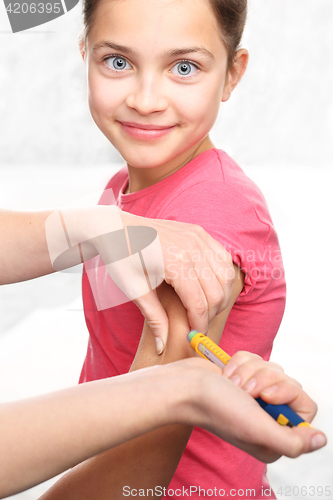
[{"x1": 92, "y1": 41, "x2": 215, "y2": 61}]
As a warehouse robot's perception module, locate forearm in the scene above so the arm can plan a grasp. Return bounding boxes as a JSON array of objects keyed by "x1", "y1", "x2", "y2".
[
  {"x1": 0, "y1": 210, "x2": 55, "y2": 284},
  {"x1": 0, "y1": 206, "x2": 123, "y2": 284},
  {"x1": 0, "y1": 365, "x2": 194, "y2": 499}
]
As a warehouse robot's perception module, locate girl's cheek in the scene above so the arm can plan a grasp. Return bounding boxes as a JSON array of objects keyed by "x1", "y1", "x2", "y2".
[{"x1": 88, "y1": 80, "x2": 117, "y2": 111}]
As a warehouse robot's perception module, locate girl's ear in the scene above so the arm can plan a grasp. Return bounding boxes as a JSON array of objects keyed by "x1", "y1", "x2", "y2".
[
  {"x1": 222, "y1": 49, "x2": 249, "y2": 102},
  {"x1": 79, "y1": 40, "x2": 86, "y2": 61}
]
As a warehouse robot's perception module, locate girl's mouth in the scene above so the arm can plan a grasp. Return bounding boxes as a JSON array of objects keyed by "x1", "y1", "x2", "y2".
[{"x1": 118, "y1": 121, "x2": 176, "y2": 140}]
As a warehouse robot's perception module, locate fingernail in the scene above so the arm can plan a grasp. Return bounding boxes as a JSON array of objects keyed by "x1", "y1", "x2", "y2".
[
  {"x1": 230, "y1": 374, "x2": 241, "y2": 386},
  {"x1": 243, "y1": 378, "x2": 256, "y2": 393},
  {"x1": 311, "y1": 434, "x2": 327, "y2": 451},
  {"x1": 260, "y1": 385, "x2": 278, "y2": 396},
  {"x1": 155, "y1": 337, "x2": 164, "y2": 355},
  {"x1": 223, "y1": 363, "x2": 237, "y2": 378}
]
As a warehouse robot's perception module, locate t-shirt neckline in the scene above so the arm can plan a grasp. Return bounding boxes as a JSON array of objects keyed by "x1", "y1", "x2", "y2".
[{"x1": 119, "y1": 148, "x2": 218, "y2": 203}]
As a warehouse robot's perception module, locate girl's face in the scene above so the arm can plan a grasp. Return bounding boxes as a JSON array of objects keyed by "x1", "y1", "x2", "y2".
[{"x1": 83, "y1": 0, "x2": 245, "y2": 185}]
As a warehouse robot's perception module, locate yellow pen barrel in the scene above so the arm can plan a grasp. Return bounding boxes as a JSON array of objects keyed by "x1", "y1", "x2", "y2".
[
  {"x1": 188, "y1": 331, "x2": 231, "y2": 369},
  {"x1": 197, "y1": 342, "x2": 226, "y2": 369}
]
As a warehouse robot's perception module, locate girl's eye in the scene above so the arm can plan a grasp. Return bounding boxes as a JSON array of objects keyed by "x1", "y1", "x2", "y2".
[
  {"x1": 103, "y1": 56, "x2": 132, "y2": 72},
  {"x1": 102, "y1": 56, "x2": 199, "y2": 78},
  {"x1": 170, "y1": 61, "x2": 199, "y2": 78}
]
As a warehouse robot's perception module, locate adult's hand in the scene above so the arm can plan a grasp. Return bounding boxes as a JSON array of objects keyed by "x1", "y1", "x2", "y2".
[
  {"x1": 45, "y1": 206, "x2": 235, "y2": 354},
  {"x1": 180, "y1": 357, "x2": 326, "y2": 463},
  {"x1": 118, "y1": 211, "x2": 235, "y2": 354}
]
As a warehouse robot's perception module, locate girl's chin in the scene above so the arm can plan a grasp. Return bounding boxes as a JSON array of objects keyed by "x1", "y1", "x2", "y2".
[
  {"x1": 119, "y1": 151, "x2": 177, "y2": 169},
  {"x1": 125, "y1": 160, "x2": 167, "y2": 169}
]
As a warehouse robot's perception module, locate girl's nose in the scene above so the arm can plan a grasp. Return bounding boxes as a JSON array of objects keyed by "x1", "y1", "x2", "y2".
[{"x1": 125, "y1": 75, "x2": 168, "y2": 115}]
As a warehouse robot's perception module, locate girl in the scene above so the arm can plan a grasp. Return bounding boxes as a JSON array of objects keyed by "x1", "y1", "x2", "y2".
[{"x1": 40, "y1": 0, "x2": 299, "y2": 498}]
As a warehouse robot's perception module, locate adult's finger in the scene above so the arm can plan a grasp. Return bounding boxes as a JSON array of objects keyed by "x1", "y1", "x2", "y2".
[
  {"x1": 179, "y1": 225, "x2": 235, "y2": 317},
  {"x1": 199, "y1": 233, "x2": 235, "y2": 314},
  {"x1": 164, "y1": 238, "x2": 233, "y2": 333},
  {"x1": 133, "y1": 290, "x2": 169, "y2": 355},
  {"x1": 167, "y1": 257, "x2": 221, "y2": 335},
  {"x1": 260, "y1": 379, "x2": 318, "y2": 423},
  {"x1": 254, "y1": 423, "x2": 327, "y2": 462}
]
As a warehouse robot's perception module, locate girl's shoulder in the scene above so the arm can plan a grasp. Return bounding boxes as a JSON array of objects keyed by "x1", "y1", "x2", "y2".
[{"x1": 162, "y1": 148, "x2": 270, "y2": 220}]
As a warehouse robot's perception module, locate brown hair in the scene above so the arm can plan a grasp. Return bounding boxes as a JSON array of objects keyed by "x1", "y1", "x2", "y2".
[
  {"x1": 80, "y1": 0, "x2": 247, "y2": 70},
  {"x1": 208, "y1": 0, "x2": 247, "y2": 70}
]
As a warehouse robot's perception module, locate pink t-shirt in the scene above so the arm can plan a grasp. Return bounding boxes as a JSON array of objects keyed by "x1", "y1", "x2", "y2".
[{"x1": 80, "y1": 148, "x2": 286, "y2": 499}]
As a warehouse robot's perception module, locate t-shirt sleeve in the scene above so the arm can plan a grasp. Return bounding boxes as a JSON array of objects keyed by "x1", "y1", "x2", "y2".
[{"x1": 158, "y1": 180, "x2": 281, "y2": 301}]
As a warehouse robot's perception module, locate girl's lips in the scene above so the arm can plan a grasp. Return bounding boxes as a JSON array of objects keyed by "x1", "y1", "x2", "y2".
[{"x1": 118, "y1": 121, "x2": 176, "y2": 140}]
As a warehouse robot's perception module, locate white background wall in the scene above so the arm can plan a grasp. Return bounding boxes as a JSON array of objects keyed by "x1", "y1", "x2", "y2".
[{"x1": 0, "y1": 1, "x2": 332, "y2": 499}]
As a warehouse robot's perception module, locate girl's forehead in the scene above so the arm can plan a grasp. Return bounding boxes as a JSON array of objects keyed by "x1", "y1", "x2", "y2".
[{"x1": 88, "y1": 0, "x2": 226, "y2": 58}]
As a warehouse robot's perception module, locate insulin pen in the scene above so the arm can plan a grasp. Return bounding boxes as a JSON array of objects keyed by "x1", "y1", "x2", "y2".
[{"x1": 187, "y1": 330, "x2": 311, "y2": 428}]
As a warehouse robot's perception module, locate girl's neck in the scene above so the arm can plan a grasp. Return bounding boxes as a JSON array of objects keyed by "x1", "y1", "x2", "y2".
[{"x1": 125, "y1": 136, "x2": 215, "y2": 194}]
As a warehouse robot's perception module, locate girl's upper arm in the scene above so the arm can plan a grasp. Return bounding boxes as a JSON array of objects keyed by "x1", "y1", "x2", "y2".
[{"x1": 131, "y1": 264, "x2": 245, "y2": 371}]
